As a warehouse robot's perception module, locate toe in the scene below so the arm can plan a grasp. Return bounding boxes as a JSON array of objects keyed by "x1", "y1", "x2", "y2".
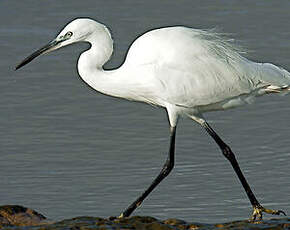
[{"x1": 251, "y1": 206, "x2": 287, "y2": 221}]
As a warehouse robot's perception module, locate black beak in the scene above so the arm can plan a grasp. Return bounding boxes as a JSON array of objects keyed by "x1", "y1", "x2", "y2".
[{"x1": 15, "y1": 39, "x2": 61, "y2": 70}]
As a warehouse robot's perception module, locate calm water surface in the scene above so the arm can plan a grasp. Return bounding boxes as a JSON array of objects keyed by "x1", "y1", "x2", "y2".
[{"x1": 0, "y1": 0, "x2": 289, "y2": 223}]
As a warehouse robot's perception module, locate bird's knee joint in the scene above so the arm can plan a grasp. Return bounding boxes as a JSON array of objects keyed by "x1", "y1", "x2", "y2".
[
  {"x1": 222, "y1": 145, "x2": 235, "y2": 160},
  {"x1": 161, "y1": 161, "x2": 174, "y2": 176}
]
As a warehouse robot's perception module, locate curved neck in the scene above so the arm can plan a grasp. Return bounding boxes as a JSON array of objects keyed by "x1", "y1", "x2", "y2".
[
  {"x1": 78, "y1": 29, "x2": 113, "y2": 70},
  {"x1": 77, "y1": 28, "x2": 158, "y2": 104},
  {"x1": 77, "y1": 33, "x2": 142, "y2": 101}
]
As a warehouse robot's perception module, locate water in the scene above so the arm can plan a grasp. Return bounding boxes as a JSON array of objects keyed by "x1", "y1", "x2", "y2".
[{"x1": 1, "y1": 0, "x2": 290, "y2": 223}]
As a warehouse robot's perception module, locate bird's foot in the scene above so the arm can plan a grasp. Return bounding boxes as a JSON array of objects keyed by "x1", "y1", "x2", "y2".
[
  {"x1": 118, "y1": 213, "x2": 124, "y2": 219},
  {"x1": 250, "y1": 205, "x2": 286, "y2": 221},
  {"x1": 118, "y1": 201, "x2": 142, "y2": 219}
]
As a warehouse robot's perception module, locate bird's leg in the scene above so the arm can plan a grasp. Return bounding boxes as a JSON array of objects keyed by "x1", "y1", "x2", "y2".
[
  {"x1": 201, "y1": 121, "x2": 286, "y2": 221},
  {"x1": 119, "y1": 126, "x2": 176, "y2": 218}
]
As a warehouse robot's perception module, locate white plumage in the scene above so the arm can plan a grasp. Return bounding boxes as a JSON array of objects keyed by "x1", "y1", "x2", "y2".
[
  {"x1": 73, "y1": 19, "x2": 290, "y2": 126},
  {"x1": 16, "y1": 18, "x2": 288, "y2": 220}
]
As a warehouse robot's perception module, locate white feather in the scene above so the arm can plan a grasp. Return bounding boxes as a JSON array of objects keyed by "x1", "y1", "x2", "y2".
[{"x1": 44, "y1": 19, "x2": 290, "y2": 125}]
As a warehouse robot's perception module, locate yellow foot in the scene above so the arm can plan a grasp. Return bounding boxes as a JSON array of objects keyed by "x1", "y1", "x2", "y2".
[
  {"x1": 118, "y1": 213, "x2": 124, "y2": 219},
  {"x1": 251, "y1": 205, "x2": 286, "y2": 221}
]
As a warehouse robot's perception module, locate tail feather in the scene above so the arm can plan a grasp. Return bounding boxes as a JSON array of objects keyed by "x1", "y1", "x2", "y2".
[
  {"x1": 255, "y1": 63, "x2": 290, "y2": 95},
  {"x1": 265, "y1": 85, "x2": 290, "y2": 94}
]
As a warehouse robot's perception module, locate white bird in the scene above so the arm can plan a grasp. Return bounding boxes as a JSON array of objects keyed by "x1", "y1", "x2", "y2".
[{"x1": 16, "y1": 18, "x2": 288, "y2": 220}]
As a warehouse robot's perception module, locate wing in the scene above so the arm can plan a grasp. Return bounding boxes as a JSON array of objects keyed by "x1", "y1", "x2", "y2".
[{"x1": 124, "y1": 26, "x2": 290, "y2": 108}]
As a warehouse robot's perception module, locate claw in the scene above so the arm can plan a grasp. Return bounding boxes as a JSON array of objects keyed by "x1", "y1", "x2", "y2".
[
  {"x1": 250, "y1": 205, "x2": 286, "y2": 221},
  {"x1": 251, "y1": 206, "x2": 263, "y2": 221},
  {"x1": 277, "y1": 210, "x2": 287, "y2": 216}
]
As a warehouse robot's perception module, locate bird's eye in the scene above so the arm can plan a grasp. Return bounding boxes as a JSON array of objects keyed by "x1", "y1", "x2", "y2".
[{"x1": 66, "y1": 31, "x2": 73, "y2": 37}]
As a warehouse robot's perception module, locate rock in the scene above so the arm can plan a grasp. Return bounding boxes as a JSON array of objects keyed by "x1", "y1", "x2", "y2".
[
  {"x1": 0, "y1": 205, "x2": 289, "y2": 229},
  {"x1": 0, "y1": 205, "x2": 47, "y2": 227}
]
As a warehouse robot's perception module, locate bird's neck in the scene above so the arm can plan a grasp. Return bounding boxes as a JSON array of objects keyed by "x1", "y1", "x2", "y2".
[
  {"x1": 78, "y1": 30, "x2": 113, "y2": 71},
  {"x1": 77, "y1": 38, "x2": 141, "y2": 100}
]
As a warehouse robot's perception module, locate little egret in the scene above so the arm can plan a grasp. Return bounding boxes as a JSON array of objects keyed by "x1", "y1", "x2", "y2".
[{"x1": 16, "y1": 18, "x2": 288, "y2": 220}]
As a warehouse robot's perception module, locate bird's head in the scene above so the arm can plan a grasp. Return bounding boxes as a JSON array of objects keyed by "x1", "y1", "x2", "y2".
[{"x1": 15, "y1": 18, "x2": 111, "y2": 70}]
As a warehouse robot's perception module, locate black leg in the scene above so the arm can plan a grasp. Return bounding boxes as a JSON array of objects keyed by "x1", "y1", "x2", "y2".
[
  {"x1": 119, "y1": 126, "x2": 176, "y2": 218},
  {"x1": 201, "y1": 121, "x2": 286, "y2": 220}
]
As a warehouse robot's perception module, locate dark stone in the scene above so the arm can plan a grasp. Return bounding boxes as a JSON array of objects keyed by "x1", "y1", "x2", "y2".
[
  {"x1": 1, "y1": 205, "x2": 290, "y2": 229},
  {"x1": 0, "y1": 205, "x2": 47, "y2": 227}
]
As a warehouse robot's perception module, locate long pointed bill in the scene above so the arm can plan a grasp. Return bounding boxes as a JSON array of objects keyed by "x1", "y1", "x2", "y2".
[{"x1": 15, "y1": 39, "x2": 62, "y2": 70}]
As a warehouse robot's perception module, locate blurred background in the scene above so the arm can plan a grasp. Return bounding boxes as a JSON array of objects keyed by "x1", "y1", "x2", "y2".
[{"x1": 0, "y1": 0, "x2": 289, "y2": 223}]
